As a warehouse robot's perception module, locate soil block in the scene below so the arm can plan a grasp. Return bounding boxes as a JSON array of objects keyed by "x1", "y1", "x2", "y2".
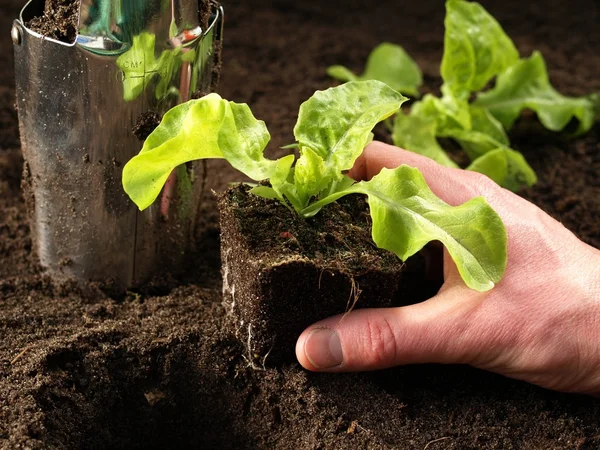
[{"x1": 219, "y1": 184, "x2": 406, "y2": 365}]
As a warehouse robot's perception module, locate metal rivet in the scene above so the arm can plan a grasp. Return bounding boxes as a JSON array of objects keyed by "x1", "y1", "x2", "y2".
[{"x1": 11, "y1": 25, "x2": 22, "y2": 46}]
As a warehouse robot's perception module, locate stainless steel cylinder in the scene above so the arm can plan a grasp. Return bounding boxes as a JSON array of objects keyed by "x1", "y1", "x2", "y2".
[{"x1": 12, "y1": 0, "x2": 224, "y2": 291}]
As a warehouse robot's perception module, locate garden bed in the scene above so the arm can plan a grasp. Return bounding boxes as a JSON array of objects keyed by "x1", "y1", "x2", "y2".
[{"x1": 1, "y1": 0, "x2": 600, "y2": 448}]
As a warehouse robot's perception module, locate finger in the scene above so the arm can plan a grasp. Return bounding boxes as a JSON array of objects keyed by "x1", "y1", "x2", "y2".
[
  {"x1": 349, "y1": 141, "x2": 440, "y2": 181},
  {"x1": 296, "y1": 286, "x2": 483, "y2": 372},
  {"x1": 350, "y1": 141, "x2": 502, "y2": 207}
]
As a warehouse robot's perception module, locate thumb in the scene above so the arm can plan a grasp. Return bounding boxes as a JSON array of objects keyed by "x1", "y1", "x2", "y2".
[{"x1": 296, "y1": 281, "x2": 483, "y2": 372}]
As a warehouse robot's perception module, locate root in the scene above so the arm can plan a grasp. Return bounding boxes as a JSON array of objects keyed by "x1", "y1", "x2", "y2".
[
  {"x1": 221, "y1": 247, "x2": 235, "y2": 315},
  {"x1": 10, "y1": 346, "x2": 31, "y2": 365},
  {"x1": 423, "y1": 437, "x2": 452, "y2": 449},
  {"x1": 241, "y1": 323, "x2": 274, "y2": 371},
  {"x1": 341, "y1": 277, "x2": 362, "y2": 322}
]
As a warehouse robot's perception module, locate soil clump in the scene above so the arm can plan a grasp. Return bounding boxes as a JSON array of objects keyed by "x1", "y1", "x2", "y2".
[
  {"x1": 26, "y1": 0, "x2": 214, "y2": 44},
  {"x1": 219, "y1": 185, "x2": 406, "y2": 364},
  {"x1": 27, "y1": 0, "x2": 79, "y2": 43}
]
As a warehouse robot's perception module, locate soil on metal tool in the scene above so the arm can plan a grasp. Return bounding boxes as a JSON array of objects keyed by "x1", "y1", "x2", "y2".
[
  {"x1": 27, "y1": 0, "x2": 80, "y2": 42},
  {"x1": 27, "y1": 0, "x2": 213, "y2": 44}
]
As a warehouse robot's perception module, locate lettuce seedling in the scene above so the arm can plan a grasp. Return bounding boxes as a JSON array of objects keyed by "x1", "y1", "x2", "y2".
[
  {"x1": 123, "y1": 80, "x2": 507, "y2": 292},
  {"x1": 327, "y1": 43, "x2": 423, "y2": 97},
  {"x1": 328, "y1": 0, "x2": 599, "y2": 193},
  {"x1": 474, "y1": 52, "x2": 597, "y2": 135}
]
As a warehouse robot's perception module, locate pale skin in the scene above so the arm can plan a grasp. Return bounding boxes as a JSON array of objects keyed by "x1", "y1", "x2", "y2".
[{"x1": 296, "y1": 141, "x2": 600, "y2": 395}]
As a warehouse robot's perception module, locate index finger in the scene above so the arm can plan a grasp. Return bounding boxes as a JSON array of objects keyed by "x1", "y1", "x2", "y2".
[{"x1": 349, "y1": 141, "x2": 499, "y2": 207}]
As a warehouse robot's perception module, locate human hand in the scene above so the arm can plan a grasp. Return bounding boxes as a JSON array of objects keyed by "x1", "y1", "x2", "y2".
[{"x1": 296, "y1": 141, "x2": 600, "y2": 395}]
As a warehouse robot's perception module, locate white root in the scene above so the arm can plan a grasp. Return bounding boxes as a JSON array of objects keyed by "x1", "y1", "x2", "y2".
[
  {"x1": 221, "y1": 247, "x2": 236, "y2": 315},
  {"x1": 242, "y1": 323, "x2": 274, "y2": 371}
]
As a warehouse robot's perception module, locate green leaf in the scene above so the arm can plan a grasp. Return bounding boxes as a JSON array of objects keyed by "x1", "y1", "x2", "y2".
[
  {"x1": 475, "y1": 51, "x2": 597, "y2": 134},
  {"x1": 327, "y1": 43, "x2": 423, "y2": 97},
  {"x1": 448, "y1": 106, "x2": 510, "y2": 160},
  {"x1": 294, "y1": 146, "x2": 329, "y2": 204},
  {"x1": 441, "y1": 0, "x2": 519, "y2": 99},
  {"x1": 589, "y1": 92, "x2": 600, "y2": 117},
  {"x1": 353, "y1": 165, "x2": 507, "y2": 291},
  {"x1": 123, "y1": 93, "x2": 277, "y2": 210},
  {"x1": 293, "y1": 80, "x2": 407, "y2": 195},
  {"x1": 467, "y1": 148, "x2": 537, "y2": 192},
  {"x1": 219, "y1": 102, "x2": 278, "y2": 181},
  {"x1": 326, "y1": 66, "x2": 359, "y2": 83},
  {"x1": 392, "y1": 112, "x2": 459, "y2": 168},
  {"x1": 412, "y1": 90, "x2": 472, "y2": 134},
  {"x1": 411, "y1": 94, "x2": 514, "y2": 162},
  {"x1": 249, "y1": 185, "x2": 283, "y2": 201},
  {"x1": 467, "y1": 106, "x2": 509, "y2": 146}
]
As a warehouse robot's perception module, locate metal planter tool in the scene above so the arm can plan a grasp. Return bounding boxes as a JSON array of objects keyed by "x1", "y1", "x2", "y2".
[{"x1": 12, "y1": 0, "x2": 224, "y2": 291}]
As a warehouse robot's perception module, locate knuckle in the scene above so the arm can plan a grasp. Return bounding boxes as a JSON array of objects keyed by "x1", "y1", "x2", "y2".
[{"x1": 361, "y1": 314, "x2": 398, "y2": 366}]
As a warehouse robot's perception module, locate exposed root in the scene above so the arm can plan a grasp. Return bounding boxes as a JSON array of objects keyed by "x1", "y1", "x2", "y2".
[
  {"x1": 241, "y1": 323, "x2": 274, "y2": 371},
  {"x1": 10, "y1": 346, "x2": 31, "y2": 365},
  {"x1": 341, "y1": 277, "x2": 362, "y2": 322},
  {"x1": 318, "y1": 269, "x2": 325, "y2": 290},
  {"x1": 221, "y1": 247, "x2": 235, "y2": 315},
  {"x1": 423, "y1": 437, "x2": 452, "y2": 449}
]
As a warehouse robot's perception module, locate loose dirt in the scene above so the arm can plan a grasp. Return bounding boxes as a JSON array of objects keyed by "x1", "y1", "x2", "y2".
[{"x1": 2, "y1": 0, "x2": 600, "y2": 448}]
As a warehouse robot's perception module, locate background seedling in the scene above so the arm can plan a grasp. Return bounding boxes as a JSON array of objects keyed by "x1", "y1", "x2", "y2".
[{"x1": 328, "y1": 0, "x2": 600, "y2": 192}]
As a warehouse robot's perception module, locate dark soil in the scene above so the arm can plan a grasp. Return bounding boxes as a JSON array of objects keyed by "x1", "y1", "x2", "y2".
[
  {"x1": 27, "y1": 0, "x2": 80, "y2": 43},
  {"x1": 219, "y1": 185, "x2": 407, "y2": 363},
  {"x1": 132, "y1": 111, "x2": 161, "y2": 141},
  {"x1": 27, "y1": 0, "x2": 214, "y2": 44},
  {"x1": 2, "y1": 0, "x2": 600, "y2": 449}
]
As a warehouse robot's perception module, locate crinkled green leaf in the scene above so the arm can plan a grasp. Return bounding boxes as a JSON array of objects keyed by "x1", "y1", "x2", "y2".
[
  {"x1": 475, "y1": 52, "x2": 596, "y2": 134},
  {"x1": 392, "y1": 113, "x2": 459, "y2": 168},
  {"x1": 327, "y1": 43, "x2": 423, "y2": 97},
  {"x1": 293, "y1": 80, "x2": 407, "y2": 193},
  {"x1": 411, "y1": 95, "x2": 513, "y2": 161},
  {"x1": 466, "y1": 106, "x2": 509, "y2": 146},
  {"x1": 441, "y1": 0, "x2": 519, "y2": 99},
  {"x1": 294, "y1": 146, "x2": 329, "y2": 204},
  {"x1": 449, "y1": 129, "x2": 502, "y2": 160},
  {"x1": 467, "y1": 148, "x2": 537, "y2": 192},
  {"x1": 268, "y1": 154, "x2": 297, "y2": 204},
  {"x1": 123, "y1": 93, "x2": 277, "y2": 210},
  {"x1": 353, "y1": 165, "x2": 507, "y2": 291},
  {"x1": 219, "y1": 102, "x2": 278, "y2": 181},
  {"x1": 412, "y1": 90, "x2": 472, "y2": 133}
]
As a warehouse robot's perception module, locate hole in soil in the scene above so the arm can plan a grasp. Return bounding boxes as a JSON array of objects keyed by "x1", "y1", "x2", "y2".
[{"x1": 34, "y1": 341, "x2": 251, "y2": 449}]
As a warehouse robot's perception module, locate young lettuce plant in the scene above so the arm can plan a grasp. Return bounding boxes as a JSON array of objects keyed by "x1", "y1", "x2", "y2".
[
  {"x1": 123, "y1": 80, "x2": 507, "y2": 292},
  {"x1": 327, "y1": 0, "x2": 599, "y2": 192},
  {"x1": 327, "y1": 42, "x2": 423, "y2": 98}
]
